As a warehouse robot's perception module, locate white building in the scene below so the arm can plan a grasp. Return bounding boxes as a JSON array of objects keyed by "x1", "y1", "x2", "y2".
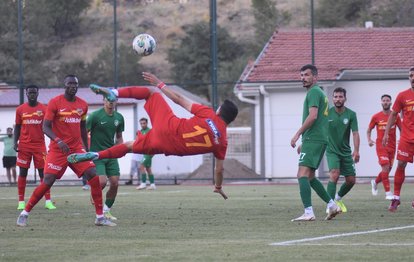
[{"x1": 235, "y1": 27, "x2": 414, "y2": 179}]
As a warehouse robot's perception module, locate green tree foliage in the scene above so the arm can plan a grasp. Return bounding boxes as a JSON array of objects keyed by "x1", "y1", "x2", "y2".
[
  {"x1": 315, "y1": 0, "x2": 372, "y2": 27},
  {"x1": 58, "y1": 44, "x2": 144, "y2": 87},
  {"x1": 251, "y1": 0, "x2": 290, "y2": 54},
  {"x1": 367, "y1": 0, "x2": 414, "y2": 27},
  {"x1": 167, "y1": 21, "x2": 244, "y2": 101},
  {"x1": 0, "y1": 0, "x2": 91, "y2": 86}
]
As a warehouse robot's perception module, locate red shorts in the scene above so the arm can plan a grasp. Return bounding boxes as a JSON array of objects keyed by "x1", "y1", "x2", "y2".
[
  {"x1": 376, "y1": 147, "x2": 395, "y2": 166},
  {"x1": 44, "y1": 145, "x2": 95, "y2": 179},
  {"x1": 396, "y1": 139, "x2": 414, "y2": 163},
  {"x1": 16, "y1": 150, "x2": 46, "y2": 169}
]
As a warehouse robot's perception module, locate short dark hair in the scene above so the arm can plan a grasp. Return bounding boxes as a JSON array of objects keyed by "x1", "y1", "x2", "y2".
[
  {"x1": 25, "y1": 85, "x2": 39, "y2": 91},
  {"x1": 381, "y1": 94, "x2": 391, "y2": 100},
  {"x1": 300, "y1": 64, "x2": 318, "y2": 76},
  {"x1": 139, "y1": 117, "x2": 148, "y2": 123},
  {"x1": 333, "y1": 87, "x2": 347, "y2": 97},
  {"x1": 219, "y1": 100, "x2": 238, "y2": 124}
]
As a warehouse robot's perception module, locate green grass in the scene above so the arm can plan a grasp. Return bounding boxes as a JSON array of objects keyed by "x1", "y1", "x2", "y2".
[{"x1": 1, "y1": 184, "x2": 414, "y2": 261}]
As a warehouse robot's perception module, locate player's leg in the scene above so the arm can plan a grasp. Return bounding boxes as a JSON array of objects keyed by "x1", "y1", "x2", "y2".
[
  {"x1": 137, "y1": 164, "x2": 147, "y2": 190},
  {"x1": 17, "y1": 166, "x2": 28, "y2": 210},
  {"x1": 89, "y1": 83, "x2": 154, "y2": 102},
  {"x1": 67, "y1": 141, "x2": 133, "y2": 163},
  {"x1": 104, "y1": 161, "x2": 119, "y2": 221},
  {"x1": 327, "y1": 169, "x2": 340, "y2": 199}
]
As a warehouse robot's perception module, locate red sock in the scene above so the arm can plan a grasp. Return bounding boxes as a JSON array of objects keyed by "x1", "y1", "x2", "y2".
[
  {"x1": 17, "y1": 176, "x2": 27, "y2": 201},
  {"x1": 98, "y1": 143, "x2": 129, "y2": 159},
  {"x1": 25, "y1": 183, "x2": 51, "y2": 212},
  {"x1": 88, "y1": 176, "x2": 103, "y2": 215},
  {"x1": 394, "y1": 167, "x2": 405, "y2": 196},
  {"x1": 118, "y1": 86, "x2": 151, "y2": 99},
  {"x1": 375, "y1": 172, "x2": 382, "y2": 184},
  {"x1": 380, "y1": 171, "x2": 390, "y2": 192},
  {"x1": 40, "y1": 177, "x2": 51, "y2": 201}
]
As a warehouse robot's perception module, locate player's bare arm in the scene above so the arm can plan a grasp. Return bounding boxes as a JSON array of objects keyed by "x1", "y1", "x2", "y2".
[
  {"x1": 366, "y1": 127, "x2": 375, "y2": 147},
  {"x1": 43, "y1": 119, "x2": 70, "y2": 154},
  {"x1": 213, "y1": 158, "x2": 228, "y2": 200},
  {"x1": 142, "y1": 72, "x2": 194, "y2": 112},
  {"x1": 352, "y1": 131, "x2": 360, "y2": 163},
  {"x1": 115, "y1": 132, "x2": 124, "y2": 145},
  {"x1": 290, "y1": 106, "x2": 318, "y2": 148},
  {"x1": 13, "y1": 124, "x2": 21, "y2": 152},
  {"x1": 80, "y1": 120, "x2": 89, "y2": 151},
  {"x1": 382, "y1": 111, "x2": 397, "y2": 147}
]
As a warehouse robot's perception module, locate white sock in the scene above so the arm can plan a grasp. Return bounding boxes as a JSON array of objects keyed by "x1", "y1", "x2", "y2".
[
  {"x1": 394, "y1": 195, "x2": 400, "y2": 200},
  {"x1": 45, "y1": 200, "x2": 52, "y2": 204},
  {"x1": 103, "y1": 204, "x2": 110, "y2": 212},
  {"x1": 335, "y1": 193, "x2": 342, "y2": 201},
  {"x1": 304, "y1": 206, "x2": 314, "y2": 215},
  {"x1": 96, "y1": 214, "x2": 104, "y2": 219},
  {"x1": 327, "y1": 199, "x2": 336, "y2": 208},
  {"x1": 21, "y1": 210, "x2": 29, "y2": 216}
]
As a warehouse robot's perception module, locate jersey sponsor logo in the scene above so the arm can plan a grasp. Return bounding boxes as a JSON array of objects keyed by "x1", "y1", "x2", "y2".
[
  {"x1": 22, "y1": 119, "x2": 42, "y2": 125},
  {"x1": 17, "y1": 158, "x2": 28, "y2": 165},
  {"x1": 343, "y1": 118, "x2": 349, "y2": 125},
  {"x1": 63, "y1": 117, "x2": 82, "y2": 124},
  {"x1": 206, "y1": 119, "x2": 220, "y2": 145},
  {"x1": 47, "y1": 163, "x2": 62, "y2": 171},
  {"x1": 380, "y1": 156, "x2": 390, "y2": 161}
]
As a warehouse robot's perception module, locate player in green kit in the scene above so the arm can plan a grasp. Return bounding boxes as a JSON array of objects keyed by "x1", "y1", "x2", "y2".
[
  {"x1": 136, "y1": 117, "x2": 156, "y2": 190},
  {"x1": 87, "y1": 97, "x2": 124, "y2": 221},
  {"x1": 326, "y1": 87, "x2": 360, "y2": 213},
  {"x1": 291, "y1": 64, "x2": 339, "y2": 222}
]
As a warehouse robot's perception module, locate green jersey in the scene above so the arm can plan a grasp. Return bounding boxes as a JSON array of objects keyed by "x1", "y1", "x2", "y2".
[
  {"x1": 140, "y1": 127, "x2": 154, "y2": 160},
  {"x1": 302, "y1": 85, "x2": 329, "y2": 144},
  {"x1": 87, "y1": 108, "x2": 125, "y2": 151},
  {"x1": 0, "y1": 136, "x2": 16, "y2": 157},
  {"x1": 327, "y1": 107, "x2": 358, "y2": 156}
]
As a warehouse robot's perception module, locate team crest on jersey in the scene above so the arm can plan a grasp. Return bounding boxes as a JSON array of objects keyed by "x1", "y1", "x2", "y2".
[
  {"x1": 343, "y1": 118, "x2": 349, "y2": 125},
  {"x1": 114, "y1": 120, "x2": 119, "y2": 126},
  {"x1": 35, "y1": 110, "x2": 43, "y2": 116},
  {"x1": 76, "y1": 108, "x2": 84, "y2": 115}
]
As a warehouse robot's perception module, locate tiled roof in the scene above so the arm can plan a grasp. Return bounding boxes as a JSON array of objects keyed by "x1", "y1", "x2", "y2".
[{"x1": 243, "y1": 27, "x2": 414, "y2": 82}]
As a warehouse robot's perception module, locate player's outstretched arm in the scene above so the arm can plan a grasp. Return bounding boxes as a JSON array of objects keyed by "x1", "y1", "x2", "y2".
[
  {"x1": 213, "y1": 158, "x2": 228, "y2": 200},
  {"x1": 142, "y1": 72, "x2": 194, "y2": 113}
]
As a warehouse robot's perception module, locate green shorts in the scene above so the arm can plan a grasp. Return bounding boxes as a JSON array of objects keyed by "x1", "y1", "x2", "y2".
[
  {"x1": 141, "y1": 155, "x2": 153, "y2": 168},
  {"x1": 93, "y1": 158, "x2": 120, "y2": 177},
  {"x1": 326, "y1": 150, "x2": 355, "y2": 176},
  {"x1": 298, "y1": 141, "x2": 326, "y2": 169}
]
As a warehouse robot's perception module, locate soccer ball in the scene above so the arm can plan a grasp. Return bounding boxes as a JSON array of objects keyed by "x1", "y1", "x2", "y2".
[{"x1": 132, "y1": 33, "x2": 156, "y2": 56}]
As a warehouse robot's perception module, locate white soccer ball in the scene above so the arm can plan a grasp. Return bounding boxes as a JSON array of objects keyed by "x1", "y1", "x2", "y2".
[{"x1": 132, "y1": 33, "x2": 156, "y2": 56}]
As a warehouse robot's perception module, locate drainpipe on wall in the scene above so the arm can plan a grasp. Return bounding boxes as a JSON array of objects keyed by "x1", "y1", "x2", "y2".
[{"x1": 259, "y1": 85, "x2": 272, "y2": 179}]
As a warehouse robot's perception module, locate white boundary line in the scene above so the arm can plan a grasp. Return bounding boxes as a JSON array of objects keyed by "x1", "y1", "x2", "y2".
[{"x1": 269, "y1": 225, "x2": 414, "y2": 246}]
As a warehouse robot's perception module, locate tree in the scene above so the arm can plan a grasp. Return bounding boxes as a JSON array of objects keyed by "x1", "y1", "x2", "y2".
[
  {"x1": 251, "y1": 0, "x2": 290, "y2": 54},
  {"x1": 366, "y1": 0, "x2": 414, "y2": 27},
  {"x1": 315, "y1": 0, "x2": 372, "y2": 27},
  {"x1": 167, "y1": 21, "x2": 244, "y2": 101}
]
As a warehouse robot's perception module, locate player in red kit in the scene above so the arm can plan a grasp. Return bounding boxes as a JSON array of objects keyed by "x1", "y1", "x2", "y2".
[
  {"x1": 367, "y1": 94, "x2": 401, "y2": 200},
  {"x1": 383, "y1": 67, "x2": 414, "y2": 212},
  {"x1": 17, "y1": 75, "x2": 115, "y2": 227},
  {"x1": 68, "y1": 72, "x2": 238, "y2": 199},
  {"x1": 14, "y1": 85, "x2": 56, "y2": 210}
]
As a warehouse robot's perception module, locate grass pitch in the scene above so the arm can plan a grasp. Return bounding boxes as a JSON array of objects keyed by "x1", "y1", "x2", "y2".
[{"x1": 1, "y1": 183, "x2": 414, "y2": 261}]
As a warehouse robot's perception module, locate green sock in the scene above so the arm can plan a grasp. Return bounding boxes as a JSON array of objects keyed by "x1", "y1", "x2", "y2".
[
  {"x1": 149, "y1": 174, "x2": 154, "y2": 184},
  {"x1": 141, "y1": 173, "x2": 147, "y2": 183},
  {"x1": 326, "y1": 181, "x2": 337, "y2": 199},
  {"x1": 338, "y1": 182, "x2": 354, "y2": 198},
  {"x1": 309, "y1": 178, "x2": 332, "y2": 203},
  {"x1": 298, "y1": 177, "x2": 312, "y2": 208},
  {"x1": 105, "y1": 198, "x2": 115, "y2": 209}
]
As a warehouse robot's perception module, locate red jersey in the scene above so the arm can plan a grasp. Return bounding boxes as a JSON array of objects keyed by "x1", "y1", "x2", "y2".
[
  {"x1": 393, "y1": 88, "x2": 414, "y2": 142},
  {"x1": 44, "y1": 95, "x2": 88, "y2": 150},
  {"x1": 139, "y1": 96, "x2": 228, "y2": 160},
  {"x1": 368, "y1": 111, "x2": 401, "y2": 149},
  {"x1": 15, "y1": 102, "x2": 47, "y2": 151}
]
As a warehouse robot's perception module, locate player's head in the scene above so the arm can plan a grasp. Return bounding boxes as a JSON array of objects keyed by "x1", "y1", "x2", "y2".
[
  {"x1": 63, "y1": 74, "x2": 79, "y2": 97},
  {"x1": 6, "y1": 127, "x2": 13, "y2": 137},
  {"x1": 381, "y1": 94, "x2": 392, "y2": 111},
  {"x1": 139, "y1": 117, "x2": 148, "y2": 130},
  {"x1": 409, "y1": 67, "x2": 414, "y2": 88},
  {"x1": 300, "y1": 64, "x2": 318, "y2": 88},
  {"x1": 103, "y1": 97, "x2": 117, "y2": 111},
  {"x1": 25, "y1": 85, "x2": 39, "y2": 104},
  {"x1": 217, "y1": 99, "x2": 238, "y2": 125},
  {"x1": 333, "y1": 87, "x2": 346, "y2": 108}
]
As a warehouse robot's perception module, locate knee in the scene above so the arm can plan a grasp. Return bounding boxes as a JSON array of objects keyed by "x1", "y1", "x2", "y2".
[{"x1": 43, "y1": 174, "x2": 56, "y2": 186}]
